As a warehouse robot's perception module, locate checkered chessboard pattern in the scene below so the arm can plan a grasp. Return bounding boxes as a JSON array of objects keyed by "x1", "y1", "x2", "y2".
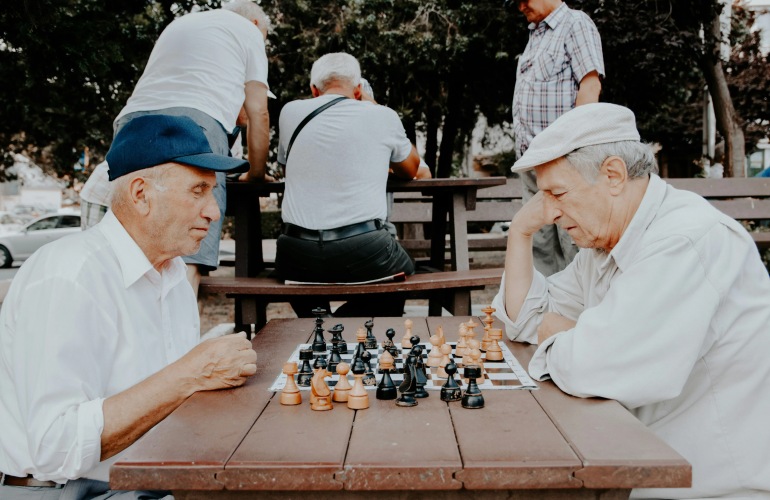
[{"x1": 269, "y1": 341, "x2": 537, "y2": 392}]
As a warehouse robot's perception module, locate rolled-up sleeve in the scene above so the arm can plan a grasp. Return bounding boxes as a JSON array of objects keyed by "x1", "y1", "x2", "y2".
[
  {"x1": 527, "y1": 235, "x2": 719, "y2": 409},
  {"x1": 492, "y1": 251, "x2": 590, "y2": 343},
  {"x1": 12, "y1": 275, "x2": 117, "y2": 480}
]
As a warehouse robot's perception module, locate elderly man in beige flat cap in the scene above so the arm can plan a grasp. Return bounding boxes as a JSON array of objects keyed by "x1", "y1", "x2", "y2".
[{"x1": 492, "y1": 103, "x2": 770, "y2": 499}]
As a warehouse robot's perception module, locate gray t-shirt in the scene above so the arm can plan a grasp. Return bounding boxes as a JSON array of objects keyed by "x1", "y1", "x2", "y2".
[{"x1": 277, "y1": 94, "x2": 412, "y2": 230}]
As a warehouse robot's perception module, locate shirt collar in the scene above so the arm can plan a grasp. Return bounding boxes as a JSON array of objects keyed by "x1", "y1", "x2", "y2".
[
  {"x1": 529, "y1": 2, "x2": 568, "y2": 31},
  {"x1": 605, "y1": 174, "x2": 666, "y2": 272},
  {"x1": 96, "y1": 211, "x2": 187, "y2": 290}
]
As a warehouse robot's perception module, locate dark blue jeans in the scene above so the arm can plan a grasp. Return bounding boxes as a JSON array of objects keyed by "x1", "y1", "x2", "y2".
[{"x1": 275, "y1": 227, "x2": 415, "y2": 317}]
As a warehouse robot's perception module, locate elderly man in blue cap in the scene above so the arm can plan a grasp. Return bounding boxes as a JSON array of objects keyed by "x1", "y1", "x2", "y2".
[
  {"x1": 493, "y1": 103, "x2": 770, "y2": 499},
  {"x1": 0, "y1": 115, "x2": 257, "y2": 499}
]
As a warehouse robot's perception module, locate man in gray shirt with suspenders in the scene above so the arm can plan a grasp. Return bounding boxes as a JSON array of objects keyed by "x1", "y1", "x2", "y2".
[{"x1": 275, "y1": 52, "x2": 420, "y2": 318}]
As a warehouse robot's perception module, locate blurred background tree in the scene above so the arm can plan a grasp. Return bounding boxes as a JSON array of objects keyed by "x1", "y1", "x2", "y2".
[{"x1": 1, "y1": 0, "x2": 768, "y2": 181}]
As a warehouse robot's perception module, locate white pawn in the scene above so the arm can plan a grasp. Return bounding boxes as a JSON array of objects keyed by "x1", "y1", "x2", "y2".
[
  {"x1": 426, "y1": 334, "x2": 443, "y2": 367},
  {"x1": 455, "y1": 323, "x2": 469, "y2": 358},
  {"x1": 436, "y1": 344, "x2": 453, "y2": 378},
  {"x1": 402, "y1": 319, "x2": 413, "y2": 348}
]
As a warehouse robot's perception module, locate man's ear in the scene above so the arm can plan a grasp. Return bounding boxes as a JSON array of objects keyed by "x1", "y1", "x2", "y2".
[
  {"x1": 310, "y1": 84, "x2": 321, "y2": 98},
  {"x1": 129, "y1": 177, "x2": 152, "y2": 216},
  {"x1": 353, "y1": 84, "x2": 363, "y2": 101},
  {"x1": 601, "y1": 156, "x2": 628, "y2": 195}
]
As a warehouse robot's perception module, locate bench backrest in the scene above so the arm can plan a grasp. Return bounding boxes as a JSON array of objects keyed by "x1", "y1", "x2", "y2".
[{"x1": 390, "y1": 177, "x2": 770, "y2": 225}]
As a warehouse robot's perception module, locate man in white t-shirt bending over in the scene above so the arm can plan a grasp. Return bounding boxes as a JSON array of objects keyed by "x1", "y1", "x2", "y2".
[
  {"x1": 275, "y1": 52, "x2": 421, "y2": 318},
  {"x1": 90, "y1": 0, "x2": 273, "y2": 296}
]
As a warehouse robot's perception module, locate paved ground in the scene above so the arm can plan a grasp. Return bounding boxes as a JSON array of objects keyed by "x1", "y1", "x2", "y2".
[{"x1": 200, "y1": 239, "x2": 504, "y2": 334}]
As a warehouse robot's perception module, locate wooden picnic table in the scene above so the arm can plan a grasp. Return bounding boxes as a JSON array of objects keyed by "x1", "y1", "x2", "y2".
[
  {"x1": 225, "y1": 176, "x2": 507, "y2": 276},
  {"x1": 111, "y1": 317, "x2": 691, "y2": 499}
]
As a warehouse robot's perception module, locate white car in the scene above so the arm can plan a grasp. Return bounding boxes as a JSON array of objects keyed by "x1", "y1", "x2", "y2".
[{"x1": 0, "y1": 214, "x2": 81, "y2": 268}]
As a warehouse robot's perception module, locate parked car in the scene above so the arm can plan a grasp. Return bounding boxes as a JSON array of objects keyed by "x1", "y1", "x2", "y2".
[
  {"x1": 0, "y1": 211, "x2": 27, "y2": 234},
  {"x1": 0, "y1": 214, "x2": 81, "y2": 268}
]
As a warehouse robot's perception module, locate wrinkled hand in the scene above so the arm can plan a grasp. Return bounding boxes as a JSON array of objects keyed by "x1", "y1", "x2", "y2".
[
  {"x1": 510, "y1": 190, "x2": 552, "y2": 238},
  {"x1": 180, "y1": 332, "x2": 257, "y2": 392},
  {"x1": 537, "y1": 312, "x2": 576, "y2": 345}
]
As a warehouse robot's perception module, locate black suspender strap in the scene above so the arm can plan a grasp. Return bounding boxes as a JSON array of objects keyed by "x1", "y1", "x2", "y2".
[{"x1": 285, "y1": 96, "x2": 349, "y2": 161}]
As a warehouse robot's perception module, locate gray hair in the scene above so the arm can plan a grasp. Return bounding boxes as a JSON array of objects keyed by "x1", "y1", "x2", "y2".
[
  {"x1": 565, "y1": 141, "x2": 658, "y2": 183},
  {"x1": 222, "y1": 1, "x2": 270, "y2": 30},
  {"x1": 110, "y1": 164, "x2": 173, "y2": 215},
  {"x1": 310, "y1": 53, "x2": 361, "y2": 92}
]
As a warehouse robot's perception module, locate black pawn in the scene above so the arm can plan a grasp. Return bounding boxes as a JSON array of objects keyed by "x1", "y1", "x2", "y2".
[
  {"x1": 461, "y1": 365, "x2": 485, "y2": 409},
  {"x1": 311, "y1": 308, "x2": 327, "y2": 353},
  {"x1": 376, "y1": 365, "x2": 397, "y2": 401},
  {"x1": 364, "y1": 319, "x2": 377, "y2": 349},
  {"x1": 329, "y1": 323, "x2": 347, "y2": 354},
  {"x1": 411, "y1": 346, "x2": 429, "y2": 398},
  {"x1": 384, "y1": 328, "x2": 399, "y2": 356},
  {"x1": 396, "y1": 355, "x2": 418, "y2": 407},
  {"x1": 313, "y1": 354, "x2": 328, "y2": 371},
  {"x1": 328, "y1": 342, "x2": 342, "y2": 373},
  {"x1": 440, "y1": 362, "x2": 462, "y2": 402},
  {"x1": 361, "y1": 351, "x2": 376, "y2": 386},
  {"x1": 296, "y1": 348, "x2": 314, "y2": 387}
]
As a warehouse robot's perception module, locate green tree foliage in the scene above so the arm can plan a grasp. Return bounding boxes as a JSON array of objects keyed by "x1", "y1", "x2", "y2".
[
  {"x1": 0, "y1": 0, "x2": 214, "y2": 179},
  {"x1": 2, "y1": 0, "x2": 769, "y2": 180}
]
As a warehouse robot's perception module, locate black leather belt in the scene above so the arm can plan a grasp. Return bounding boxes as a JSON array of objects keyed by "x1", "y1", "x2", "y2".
[
  {"x1": 282, "y1": 220, "x2": 382, "y2": 242},
  {"x1": 0, "y1": 473, "x2": 63, "y2": 488}
]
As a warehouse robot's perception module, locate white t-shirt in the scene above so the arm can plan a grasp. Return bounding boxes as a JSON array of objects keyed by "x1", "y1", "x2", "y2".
[
  {"x1": 116, "y1": 9, "x2": 269, "y2": 130},
  {"x1": 277, "y1": 94, "x2": 413, "y2": 230},
  {"x1": 493, "y1": 175, "x2": 770, "y2": 499},
  {"x1": 0, "y1": 211, "x2": 198, "y2": 483}
]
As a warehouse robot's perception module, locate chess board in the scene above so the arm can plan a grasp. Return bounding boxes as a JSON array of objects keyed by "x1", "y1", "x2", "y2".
[{"x1": 269, "y1": 341, "x2": 538, "y2": 392}]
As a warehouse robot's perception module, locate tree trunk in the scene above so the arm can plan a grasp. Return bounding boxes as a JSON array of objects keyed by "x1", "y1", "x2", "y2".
[
  {"x1": 425, "y1": 100, "x2": 440, "y2": 177},
  {"x1": 700, "y1": 8, "x2": 745, "y2": 177},
  {"x1": 437, "y1": 78, "x2": 463, "y2": 178}
]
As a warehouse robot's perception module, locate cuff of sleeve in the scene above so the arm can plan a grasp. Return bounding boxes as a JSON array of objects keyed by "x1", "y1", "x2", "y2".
[
  {"x1": 491, "y1": 270, "x2": 548, "y2": 344},
  {"x1": 527, "y1": 333, "x2": 562, "y2": 381},
  {"x1": 73, "y1": 398, "x2": 105, "y2": 475}
]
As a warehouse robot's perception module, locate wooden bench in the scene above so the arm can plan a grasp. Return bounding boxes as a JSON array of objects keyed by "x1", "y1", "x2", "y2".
[
  {"x1": 200, "y1": 268, "x2": 503, "y2": 334},
  {"x1": 390, "y1": 177, "x2": 523, "y2": 255},
  {"x1": 667, "y1": 177, "x2": 770, "y2": 249},
  {"x1": 391, "y1": 176, "x2": 770, "y2": 253}
]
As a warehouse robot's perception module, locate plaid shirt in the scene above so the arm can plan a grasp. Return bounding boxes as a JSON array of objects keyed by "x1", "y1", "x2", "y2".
[{"x1": 512, "y1": 3, "x2": 604, "y2": 158}]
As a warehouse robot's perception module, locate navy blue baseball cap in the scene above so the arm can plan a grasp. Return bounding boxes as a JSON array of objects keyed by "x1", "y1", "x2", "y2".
[{"x1": 106, "y1": 114, "x2": 249, "y2": 181}]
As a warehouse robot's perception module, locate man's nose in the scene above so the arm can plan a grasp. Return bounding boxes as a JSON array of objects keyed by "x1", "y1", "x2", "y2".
[
  {"x1": 543, "y1": 196, "x2": 562, "y2": 223},
  {"x1": 202, "y1": 192, "x2": 221, "y2": 222}
]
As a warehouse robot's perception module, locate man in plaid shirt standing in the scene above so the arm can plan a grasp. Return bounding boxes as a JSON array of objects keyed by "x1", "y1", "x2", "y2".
[{"x1": 511, "y1": 0, "x2": 604, "y2": 276}]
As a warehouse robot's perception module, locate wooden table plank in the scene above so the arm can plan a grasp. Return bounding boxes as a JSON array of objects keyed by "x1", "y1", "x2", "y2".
[
  {"x1": 452, "y1": 391, "x2": 582, "y2": 489},
  {"x1": 111, "y1": 318, "x2": 315, "y2": 491},
  {"x1": 221, "y1": 398, "x2": 353, "y2": 490},
  {"x1": 342, "y1": 394, "x2": 463, "y2": 490},
  {"x1": 532, "y1": 384, "x2": 691, "y2": 489}
]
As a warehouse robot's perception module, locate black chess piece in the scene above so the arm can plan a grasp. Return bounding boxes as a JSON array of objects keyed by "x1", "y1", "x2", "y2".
[
  {"x1": 376, "y1": 362, "x2": 397, "y2": 401},
  {"x1": 328, "y1": 342, "x2": 342, "y2": 373},
  {"x1": 461, "y1": 365, "x2": 485, "y2": 409},
  {"x1": 328, "y1": 323, "x2": 347, "y2": 354},
  {"x1": 311, "y1": 308, "x2": 327, "y2": 353},
  {"x1": 384, "y1": 328, "x2": 400, "y2": 356},
  {"x1": 396, "y1": 354, "x2": 418, "y2": 407},
  {"x1": 364, "y1": 319, "x2": 377, "y2": 349},
  {"x1": 411, "y1": 346, "x2": 429, "y2": 398},
  {"x1": 313, "y1": 353, "x2": 328, "y2": 371},
  {"x1": 440, "y1": 363, "x2": 462, "y2": 402},
  {"x1": 409, "y1": 335, "x2": 421, "y2": 350},
  {"x1": 296, "y1": 348, "x2": 314, "y2": 387},
  {"x1": 361, "y1": 351, "x2": 376, "y2": 386}
]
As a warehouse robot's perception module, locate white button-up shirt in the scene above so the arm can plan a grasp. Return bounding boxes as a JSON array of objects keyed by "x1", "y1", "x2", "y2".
[
  {"x1": 493, "y1": 175, "x2": 770, "y2": 499},
  {"x1": 0, "y1": 211, "x2": 199, "y2": 483}
]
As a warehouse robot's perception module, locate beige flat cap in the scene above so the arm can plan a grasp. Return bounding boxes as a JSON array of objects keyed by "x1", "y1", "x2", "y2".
[{"x1": 512, "y1": 103, "x2": 640, "y2": 172}]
